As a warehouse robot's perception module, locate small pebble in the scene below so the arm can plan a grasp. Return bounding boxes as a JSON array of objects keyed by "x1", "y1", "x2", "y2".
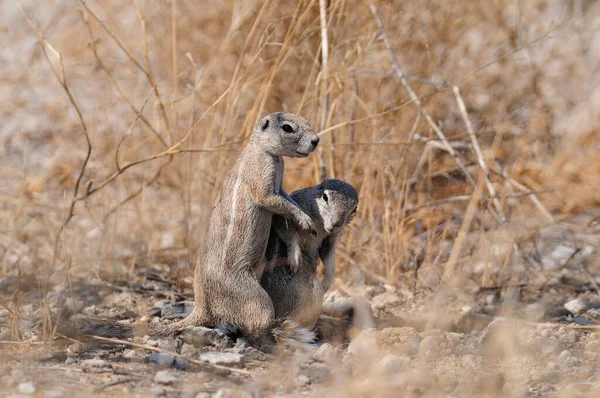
[
  {"x1": 572, "y1": 316, "x2": 590, "y2": 326},
  {"x1": 564, "y1": 298, "x2": 589, "y2": 315},
  {"x1": 173, "y1": 358, "x2": 188, "y2": 371},
  {"x1": 82, "y1": 357, "x2": 107, "y2": 367},
  {"x1": 295, "y1": 374, "x2": 310, "y2": 387},
  {"x1": 64, "y1": 357, "x2": 77, "y2": 365},
  {"x1": 148, "y1": 353, "x2": 175, "y2": 367},
  {"x1": 17, "y1": 382, "x2": 37, "y2": 395},
  {"x1": 154, "y1": 370, "x2": 177, "y2": 385},
  {"x1": 199, "y1": 352, "x2": 245, "y2": 368}
]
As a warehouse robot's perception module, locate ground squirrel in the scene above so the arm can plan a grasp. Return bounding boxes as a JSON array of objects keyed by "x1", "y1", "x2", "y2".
[
  {"x1": 261, "y1": 179, "x2": 358, "y2": 329},
  {"x1": 175, "y1": 112, "x2": 320, "y2": 338}
]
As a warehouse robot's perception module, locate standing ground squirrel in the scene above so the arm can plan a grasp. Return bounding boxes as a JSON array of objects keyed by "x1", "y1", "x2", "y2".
[
  {"x1": 176, "y1": 112, "x2": 320, "y2": 337},
  {"x1": 261, "y1": 179, "x2": 358, "y2": 328}
]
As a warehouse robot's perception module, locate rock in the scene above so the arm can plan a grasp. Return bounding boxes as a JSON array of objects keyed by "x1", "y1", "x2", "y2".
[
  {"x1": 182, "y1": 326, "x2": 231, "y2": 348},
  {"x1": 17, "y1": 382, "x2": 36, "y2": 395},
  {"x1": 558, "y1": 350, "x2": 572, "y2": 360},
  {"x1": 154, "y1": 370, "x2": 177, "y2": 385},
  {"x1": 181, "y1": 343, "x2": 198, "y2": 358},
  {"x1": 377, "y1": 354, "x2": 411, "y2": 374},
  {"x1": 572, "y1": 316, "x2": 590, "y2": 325},
  {"x1": 82, "y1": 357, "x2": 107, "y2": 367},
  {"x1": 371, "y1": 291, "x2": 401, "y2": 310},
  {"x1": 551, "y1": 245, "x2": 577, "y2": 263},
  {"x1": 195, "y1": 393, "x2": 211, "y2": 398},
  {"x1": 173, "y1": 358, "x2": 188, "y2": 371},
  {"x1": 295, "y1": 374, "x2": 310, "y2": 387},
  {"x1": 347, "y1": 328, "x2": 378, "y2": 357},
  {"x1": 160, "y1": 301, "x2": 194, "y2": 319},
  {"x1": 418, "y1": 335, "x2": 445, "y2": 354},
  {"x1": 301, "y1": 362, "x2": 331, "y2": 384},
  {"x1": 148, "y1": 353, "x2": 175, "y2": 367},
  {"x1": 199, "y1": 352, "x2": 245, "y2": 368},
  {"x1": 64, "y1": 357, "x2": 77, "y2": 365},
  {"x1": 541, "y1": 258, "x2": 559, "y2": 270},
  {"x1": 123, "y1": 349, "x2": 145, "y2": 360},
  {"x1": 564, "y1": 298, "x2": 589, "y2": 315},
  {"x1": 313, "y1": 343, "x2": 337, "y2": 362},
  {"x1": 231, "y1": 344, "x2": 268, "y2": 361},
  {"x1": 147, "y1": 339, "x2": 180, "y2": 352},
  {"x1": 321, "y1": 290, "x2": 354, "y2": 316}
]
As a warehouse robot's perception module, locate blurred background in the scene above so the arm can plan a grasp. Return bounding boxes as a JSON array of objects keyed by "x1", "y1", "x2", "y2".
[{"x1": 1, "y1": 0, "x2": 600, "y2": 396}]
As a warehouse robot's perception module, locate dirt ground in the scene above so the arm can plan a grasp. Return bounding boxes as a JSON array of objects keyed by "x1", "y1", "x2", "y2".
[{"x1": 1, "y1": 212, "x2": 599, "y2": 397}]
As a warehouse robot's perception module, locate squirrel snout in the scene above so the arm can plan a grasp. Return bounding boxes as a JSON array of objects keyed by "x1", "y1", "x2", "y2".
[{"x1": 310, "y1": 136, "x2": 320, "y2": 148}]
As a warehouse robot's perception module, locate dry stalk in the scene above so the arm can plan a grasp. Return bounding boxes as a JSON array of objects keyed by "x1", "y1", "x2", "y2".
[
  {"x1": 452, "y1": 86, "x2": 507, "y2": 224},
  {"x1": 318, "y1": 0, "x2": 330, "y2": 180},
  {"x1": 443, "y1": 172, "x2": 486, "y2": 280},
  {"x1": 16, "y1": 0, "x2": 92, "y2": 265},
  {"x1": 78, "y1": 0, "x2": 173, "y2": 144},
  {"x1": 79, "y1": 9, "x2": 167, "y2": 148},
  {"x1": 369, "y1": 4, "x2": 477, "y2": 188}
]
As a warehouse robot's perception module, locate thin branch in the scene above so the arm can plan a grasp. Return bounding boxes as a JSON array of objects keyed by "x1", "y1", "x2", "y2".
[
  {"x1": 369, "y1": 4, "x2": 476, "y2": 187},
  {"x1": 317, "y1": 98, "x2": 418, "y2": 137},
  {"x1": 115, "y1": 84, "x2": 156, "y2": 171},
  {"x1": 79, "y1": 9, "x2": 167, "y2": 148},
  {"x1": 78, "y1": 0, "x2": 172, "y2": 144}
]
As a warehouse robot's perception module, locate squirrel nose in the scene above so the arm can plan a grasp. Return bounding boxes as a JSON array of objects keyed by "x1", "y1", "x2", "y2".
[{"x1": 311, "y1": 136, "x2": 320, "y2": 148}]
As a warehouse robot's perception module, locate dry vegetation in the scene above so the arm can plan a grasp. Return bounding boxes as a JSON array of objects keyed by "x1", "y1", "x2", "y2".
[{"x1": 1, "y1": 0, "x2": 600, "y2": 396}]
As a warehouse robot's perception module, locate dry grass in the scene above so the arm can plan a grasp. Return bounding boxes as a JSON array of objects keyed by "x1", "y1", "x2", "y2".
[{"x1": 1, "y1": 0, "x2": 600, "y2": 396}]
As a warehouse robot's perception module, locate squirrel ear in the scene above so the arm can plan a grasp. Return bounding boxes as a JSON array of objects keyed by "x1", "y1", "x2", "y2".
[{"x1": 260, "y1": 117, "x2": 270, "y2": 131}]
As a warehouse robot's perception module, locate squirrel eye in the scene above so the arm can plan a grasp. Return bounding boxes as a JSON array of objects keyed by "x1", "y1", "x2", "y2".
[
  {"x1": 281, "y1": 124, "x2": 294, "y2": 133},
  {"x1": 323, "y1": 193, "x2": 328, "y2": 203}
]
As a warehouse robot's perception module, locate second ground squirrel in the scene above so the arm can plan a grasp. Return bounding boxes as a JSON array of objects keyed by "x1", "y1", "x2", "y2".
[{"x1": 261, "y1": 179, "x2": 359, "y2": 328}]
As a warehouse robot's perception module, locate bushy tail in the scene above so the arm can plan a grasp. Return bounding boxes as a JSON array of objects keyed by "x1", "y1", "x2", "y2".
[{"x1": 217, "y1": 318, "x2": 315, "y2": 351}]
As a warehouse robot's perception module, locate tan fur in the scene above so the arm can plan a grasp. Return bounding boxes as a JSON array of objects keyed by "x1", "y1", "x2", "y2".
[
  {"x1": 261, "y1": 179, "x2": 358, "y2": 329},
  {"x1": 176, "y1": 112, "x2": 320, "y2": 336}
]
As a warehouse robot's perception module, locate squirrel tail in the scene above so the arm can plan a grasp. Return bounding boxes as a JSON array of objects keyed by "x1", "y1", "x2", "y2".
[{"x1": 217, "y1": 318, "x2": 316, "y2": 351}]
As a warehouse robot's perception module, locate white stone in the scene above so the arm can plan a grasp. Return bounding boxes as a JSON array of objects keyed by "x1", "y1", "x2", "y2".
[
  {"x1": 154, "y1": 370, "x2": 177, "y2": 385},
  {"x1": 199, "y1": 352, "x2": 245, "y2": 368},
  {"x1": 564, "y1": 298, "x2": 588, "y2": 314},
  {"x1": 17, "y1": 382, "x2": 37, "y2": 395}
]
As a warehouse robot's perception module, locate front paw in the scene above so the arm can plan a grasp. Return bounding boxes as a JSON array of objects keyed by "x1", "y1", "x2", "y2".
[{"x1": 296, "y1": 213, "x2": 316, "y2": 235}]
